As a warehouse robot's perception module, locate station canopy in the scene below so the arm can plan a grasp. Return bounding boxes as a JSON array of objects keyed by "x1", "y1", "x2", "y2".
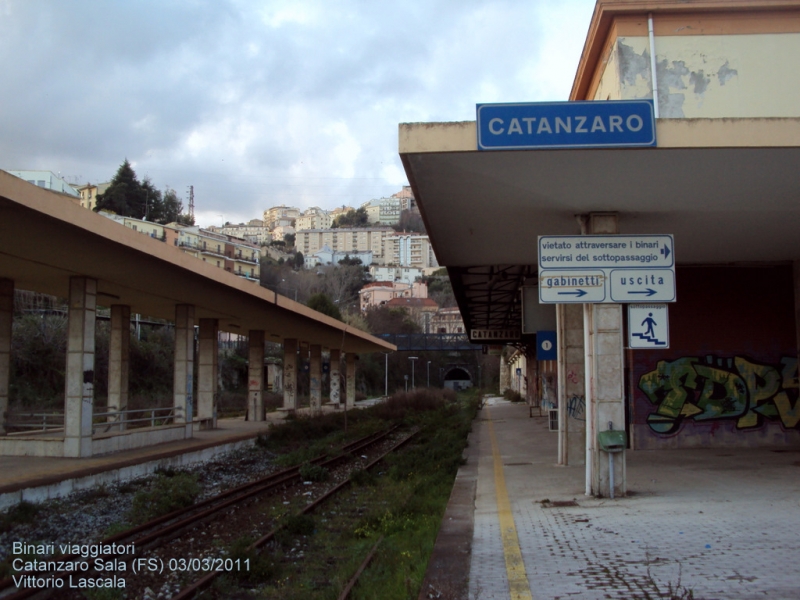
[
  {"x1": 0, "y1": 170, "x2": 395, "y2": 355},
  {"x1": 399, "y1": 118, "x2": 800, "y2": 338}
]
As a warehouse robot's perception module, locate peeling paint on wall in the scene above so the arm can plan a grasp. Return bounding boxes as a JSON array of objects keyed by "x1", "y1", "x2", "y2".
[
  {"x1": 689, "y1": 69, "x2": 710, "y2": 95},
  {"x1": 718, "y1": 61, "x2": 738, "y2": 86},
  {"x1": 617, "y1": 41, "x2": 650, "y2": 87}
]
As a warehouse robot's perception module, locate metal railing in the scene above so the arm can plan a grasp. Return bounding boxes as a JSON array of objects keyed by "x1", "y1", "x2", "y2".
[
  {"x1": 3, "y1": 411, "x2": 64, "y2": 433},
  {"x1": 3, "y1": 406, "x2": 181, "y2": 434},
  {"x1": 93, "y1": 406, "x2": 180, "y2": 431}
]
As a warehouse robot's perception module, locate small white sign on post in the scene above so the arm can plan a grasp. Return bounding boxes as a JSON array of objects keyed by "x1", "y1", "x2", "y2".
[{"x1": 628, "y1": 304, "x2": 669, "y2": 349}]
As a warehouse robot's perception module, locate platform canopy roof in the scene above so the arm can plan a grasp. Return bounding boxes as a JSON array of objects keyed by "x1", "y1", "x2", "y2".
[
  {"x1": 399, "y1": 118, "x2": 800, "y2": 337},
  {"x1": 0, "y1": 170, "x2": 395, "y2": 354}
]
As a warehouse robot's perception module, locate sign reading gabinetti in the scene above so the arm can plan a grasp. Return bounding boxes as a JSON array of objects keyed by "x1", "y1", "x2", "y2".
[{"x1": 477, "y1": 100, "x2": 656, "y2": 150}]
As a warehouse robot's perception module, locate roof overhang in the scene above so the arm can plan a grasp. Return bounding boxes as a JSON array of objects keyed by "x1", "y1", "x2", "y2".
[
  {"x1": 400, "y1": 117, "x2": 800, "y2": 335},
  {"x1": 0, "y1": 171, "x2": 394, "y2": 354}
]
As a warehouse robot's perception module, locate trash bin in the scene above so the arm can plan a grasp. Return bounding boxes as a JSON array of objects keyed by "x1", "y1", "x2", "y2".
[{"x1": 597, "y1": 428, "x2": 626, "y2": 499}]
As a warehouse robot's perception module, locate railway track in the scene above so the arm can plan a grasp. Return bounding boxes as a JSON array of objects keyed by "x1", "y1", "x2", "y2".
[{"x1": 1, "y1": 425, "x2": 408, "y2": 600}]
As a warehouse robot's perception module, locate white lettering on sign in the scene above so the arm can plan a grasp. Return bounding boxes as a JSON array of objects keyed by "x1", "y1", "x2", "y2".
[
  {"x1": 471, "y1": 329, "x2": 520, "y2": 340},
  {"x1": 487, "y1": 115, "x2": 644, "y2": 136}
]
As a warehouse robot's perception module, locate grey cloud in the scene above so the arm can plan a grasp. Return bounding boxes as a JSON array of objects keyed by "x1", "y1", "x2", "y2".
[{"x1": 0, "y1": 0, "x2": 595, "y2": 221}]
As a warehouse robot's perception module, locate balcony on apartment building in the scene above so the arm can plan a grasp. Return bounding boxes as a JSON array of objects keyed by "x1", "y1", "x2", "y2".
[{"x1": 234, "y1": 251, "x2": 258, "y2": 264}]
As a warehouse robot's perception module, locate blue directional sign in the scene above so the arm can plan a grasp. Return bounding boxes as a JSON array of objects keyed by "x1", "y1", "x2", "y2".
[{"x1": 477, "y1": 100, "x2": 656, "y2": 151}]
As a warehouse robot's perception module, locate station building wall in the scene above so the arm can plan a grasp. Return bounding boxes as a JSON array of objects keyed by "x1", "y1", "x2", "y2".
[{"x1": 630, "y1": 264, "x2": 800, "y2": 449}]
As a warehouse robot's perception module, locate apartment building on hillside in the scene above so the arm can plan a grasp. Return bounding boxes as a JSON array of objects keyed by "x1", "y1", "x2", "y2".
[
  {"x1": 359, "y1": 280, "x2": 428, "y2": 312},
  {"x1": 100, "y1": 213, "x2": 260, "y2": 282},
  {"x1": 207, "y1": 221, "x2": 272, "y2": 245},
  {"x1": 361, "y1": 197, "x2": 402, "y2": 225},
  {"x1": 295, "y1": 207, "x2": 333, "y2": 231},
  {"x1": 263, "y1": 205, "x2": 300, "y2": 229},
  {"x1": 384, "y1": 234, "x2": 438, "y2": 269},
  {"x1": 296, "y1": 227, "x2": 394, "y2": 264},
  {"x1": 75, "y1": 182, "x2": 110, "y2": 210},
  {"x1": 7, "y1": 170, "x2": 80, "y2": 199}
]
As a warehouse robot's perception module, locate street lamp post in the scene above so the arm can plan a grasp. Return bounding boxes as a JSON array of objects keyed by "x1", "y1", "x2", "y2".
[
  {"x1": 427, "y1": 360, "x2": 431, "y2": 387},
  {"x1": 408, "y1": 356, "x2": 418, "y2": 389},
  {"x1": 384, "y1": 353, "x2": 389, "y2": 397}
]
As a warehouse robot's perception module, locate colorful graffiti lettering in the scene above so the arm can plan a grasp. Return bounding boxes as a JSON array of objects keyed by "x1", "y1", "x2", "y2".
[
  {"x1": 567, "y1": 395, "x2": 585, "y2": 421},
  {"x1": 639, "y1": 356, "x2": 799, "y2": 434}
]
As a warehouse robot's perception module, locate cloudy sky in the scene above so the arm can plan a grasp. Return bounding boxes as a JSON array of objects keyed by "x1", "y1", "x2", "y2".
[{"x1": 0, "y1": 0, "x2": 596, "y2": 227}]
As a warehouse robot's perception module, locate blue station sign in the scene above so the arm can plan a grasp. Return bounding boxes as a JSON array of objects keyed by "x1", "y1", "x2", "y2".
[{"x1": 477, "y1": 100, "x2": 656, "y2": 150}]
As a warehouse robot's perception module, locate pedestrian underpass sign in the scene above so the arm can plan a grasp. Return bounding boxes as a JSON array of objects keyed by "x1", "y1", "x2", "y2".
[
  {"x1": 628, "y1": 304, "x2": 669, "y2": 349},
  {"x1": 538, "y1": 234, "x2": 676, "y2": 304}
]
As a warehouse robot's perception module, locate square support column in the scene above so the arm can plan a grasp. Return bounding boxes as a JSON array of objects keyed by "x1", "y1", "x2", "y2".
[
  {"x1": 557, "y1": 303, "x2": 586, "y2": 466},
  {"x1": 329, "y1": 349, "x2": 341, "y2": 407},
  {"x1": 309, "y1": 344, "x2": 322, "y2": 414},
  {"x1": 283, "y1": 338, "x2": 297, "y2": 410},
  {"x1": 586, "y1": 304, "x2": 626, "y2": 497},
  {"x1": 197, "y1": 318, "x2": 218, "y2": 429},
  {"x1": 582, "y1": 213, "x2": 625, "y2": 497},
  {"x1": 174, "y1": 304, "x2": 195, "y2": 437},
  {"x1": 0, "y1": 279, "x2": 13, "y2": 436},
  {"x1": 108, "y1": 305, "x2": 130, "y2": 431},
  {"x1": 345, "y1": 353, "x2": 356, "y2": 409},
  {"x1": 247, "y1": 330, "x2": 265, "y2": 421},
  {"x1": 64, "y1": 277, "x2": 97, "y2": 458}
]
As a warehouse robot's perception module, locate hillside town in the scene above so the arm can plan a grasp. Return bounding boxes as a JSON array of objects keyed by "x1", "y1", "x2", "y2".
[{"x1": 5, "y1": 168, "x2": 464, "y2": 335}]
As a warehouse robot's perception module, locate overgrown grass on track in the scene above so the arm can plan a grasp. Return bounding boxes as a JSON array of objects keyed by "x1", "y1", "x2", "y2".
[{"x1": 214, "y1": 387, "x2": 481, "y2": 599}]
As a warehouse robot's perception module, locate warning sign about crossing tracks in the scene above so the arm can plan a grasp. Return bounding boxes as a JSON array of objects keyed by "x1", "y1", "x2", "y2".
[{"x1": 538, "y1": 235, "x2": 676, "y2": 304}]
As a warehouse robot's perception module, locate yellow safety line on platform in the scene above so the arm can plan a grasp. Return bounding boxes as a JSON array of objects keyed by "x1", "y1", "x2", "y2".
[{"x1": 486, "y1": 407, "x2": 533, "y2": 600}]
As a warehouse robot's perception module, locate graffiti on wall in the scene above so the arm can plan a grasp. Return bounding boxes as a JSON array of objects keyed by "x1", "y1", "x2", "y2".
[
  {"x1": 639, "y1": 355, "x2": 799, "y2": 434},
  {"x1": 567, "y1": 395, "x2": 585, "y2": 421}
]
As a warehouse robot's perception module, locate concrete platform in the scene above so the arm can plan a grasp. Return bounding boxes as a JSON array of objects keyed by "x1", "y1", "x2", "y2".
[
  {"x1": 420, "y1": 396, "x2": 800, "y2": 600},
  {"x1": 0, "y1": 401, "x2": 379, "y2": 511}
]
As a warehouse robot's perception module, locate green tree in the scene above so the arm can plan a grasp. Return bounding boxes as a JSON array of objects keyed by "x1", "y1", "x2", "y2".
[
  {"x1": 307, "y1": 293, "x2": 342, "y2": 320},
  {"x1": 161, "y1": 188, "x2": 184, "y2": 224},
  {"x1": 332, "y1": 207, "x2": 369, "y2": 228},
  {"x1": 337, "y1": 255, "x2": 363, "y2": 266},
  {"x1": 141, "y1": 178, "x2": 164, "y2": 222},
  {"x1": 94, "y1": 159, "x2": 143, "y2": 217}
]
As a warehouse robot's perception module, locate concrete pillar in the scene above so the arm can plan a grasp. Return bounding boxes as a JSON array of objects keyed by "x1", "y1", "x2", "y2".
[
  {"x1": 108, "y1": 305, "x2": 130, "y2": 431},
  {"x1": 247, "y1": 330, "x2": 265, "y2": 421},
  {"x1": 197, "y1": 318, "x2": 218, "y2": 429},
  {"x1": 64, "y1": 277, "x2": 97, "y2": 458},
  {"x1": 329, "y1": 348, "x2": 341, "y2": 406},
  {"x1": 345, "y1": 353, "x2": 356, "y2": 409},
  {"x1": 557, "y1": 303, "x2": 586, "y2": 466},
  {"x1": 309, "y1": 344, "x2": 322, "y2": 414},
  {"x1": 0, "y1": 279, "x2": 13, "y2": 436},
  {"x1": 526, "y1": 353, "x2": 537, "y2": 407},
  {"x1": 499, "y1": 351, "x2": 511, "y2": 393},
  {"x1": 794, "y1": 262, "x2": 800, "y2": 374},
  {"x1": 283, "y1": 338, "x2": 297, "y2": 410},
  {"x1": 582, "y1": 213, "x2": 625, "y2": 497},
  {"x1": 173, "y1": 304, "x2": 195, "y2": 437}
]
